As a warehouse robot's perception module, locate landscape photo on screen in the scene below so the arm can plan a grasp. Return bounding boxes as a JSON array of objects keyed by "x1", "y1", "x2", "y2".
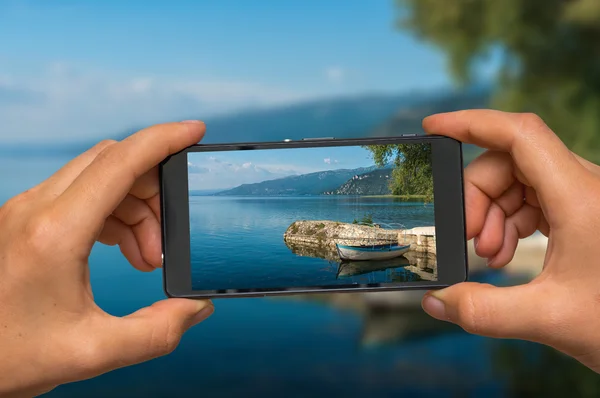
[{"x1": 187, "y1": 143, "x2": 437, "y2": 291}]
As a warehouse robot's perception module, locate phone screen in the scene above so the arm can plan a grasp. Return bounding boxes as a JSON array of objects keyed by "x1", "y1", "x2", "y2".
[{"x1": 186, "y1": 142, "x2": 437, "y2": 291}]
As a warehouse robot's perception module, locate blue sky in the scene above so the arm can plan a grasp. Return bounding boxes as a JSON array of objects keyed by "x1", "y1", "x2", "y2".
[
  {"x1": 187, "y1": 145, "x2": 376, "y2": 190},
  {"x1": 0, "y1": 0, "x2": 498, "y2": 144}
]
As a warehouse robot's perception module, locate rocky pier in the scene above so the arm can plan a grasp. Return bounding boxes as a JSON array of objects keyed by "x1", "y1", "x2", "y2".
[
  {"x1": 283, "y1": 220, "x2": 436, "y2": 254},
  {"x1": 283, "y1": 220, "x2": 437, "y2": 279}
]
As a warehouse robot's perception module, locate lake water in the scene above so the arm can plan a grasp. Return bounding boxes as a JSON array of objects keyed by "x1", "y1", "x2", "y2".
[
  {"x1": 1, "y1": 156, "x2": 596, "y2": 397},
  {"x1": 190, "y1": 196, "x2": 435, "y2": 291}
]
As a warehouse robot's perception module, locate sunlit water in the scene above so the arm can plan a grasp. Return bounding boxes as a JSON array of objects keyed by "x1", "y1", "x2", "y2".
[
  {"x1": 190, "y1": 196, "x2": 434, "y2": 290},
  {"x1": 0, "y1": 156, "x2": 590, "y2": 397}
]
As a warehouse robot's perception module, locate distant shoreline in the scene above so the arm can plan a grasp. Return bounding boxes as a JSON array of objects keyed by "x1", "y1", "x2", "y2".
[
  {"x1": 189, "y1": 193, "x2": 428, "y2": 200},
  {"x1": 361, "y1": 194, "x2": 427, "y2": 200}
]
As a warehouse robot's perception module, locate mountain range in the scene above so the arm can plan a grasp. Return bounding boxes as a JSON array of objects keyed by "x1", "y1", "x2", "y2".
[
  {"x1": 325, "y1": 168, "x2": 393, "y2": 196},
  {"x1": 204, "y1": 162, "x2": 398, "y2": 197},
  {"x1": 0, "y1": 84, "x2": 490, "y2": 166},
  {"x1": 213, "y1": 166, "x2": 383, "y2": 196}
]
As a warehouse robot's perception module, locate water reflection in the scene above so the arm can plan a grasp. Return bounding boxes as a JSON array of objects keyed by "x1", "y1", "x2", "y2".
[
  {"x1": 491, "y1": 340, "x2": 600, "y2": 397},
  {"x1": 337, "y1": 257, "x2": 410, "y2": 278},
  {"x1": 285, "y1": 240, "x2": 340, "y2": 262},
  {"x1": 360, "y1": 307, "x2": 460, "y2": 347},
  {"x1": 277, "y1": 256, "x2": 600, "y2": 396},
  {"x1": 284, "y1": 239, "x2": 436, "y2": 282}
]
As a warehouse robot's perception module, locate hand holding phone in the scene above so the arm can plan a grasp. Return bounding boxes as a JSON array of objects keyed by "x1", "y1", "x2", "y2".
[
  {"x1": 0, "y1": 121, "x2": 213, "y2": 396},
  {"x1": 160, "y1": 136, "x2": 468, "y2": 298},
  {"x1": 419, "y1": 110, "x2": 600, "y2": 374}
]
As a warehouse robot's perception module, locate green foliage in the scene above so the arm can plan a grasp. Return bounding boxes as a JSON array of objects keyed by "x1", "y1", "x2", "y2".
[
  {"x1": 364, "y1": 143, "x2": 433, "y2": 202},
  {"x1": 397, "y1": 0, "x2": 600, "y2": 163},
  {"x1": 361, "y1": 214, "x2": 374, "y2": 225},
  {"x1": 352, "y1": 214, "x2": 374, "y2": 225}
]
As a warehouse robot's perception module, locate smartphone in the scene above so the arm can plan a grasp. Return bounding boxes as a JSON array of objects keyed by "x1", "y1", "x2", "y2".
[{"x1": 160, "y1": 136, "x2": 467, "y2": 298}]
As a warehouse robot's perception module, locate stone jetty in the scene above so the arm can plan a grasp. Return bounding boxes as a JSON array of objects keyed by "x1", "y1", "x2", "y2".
[
  {"x1": 283, "y1": 220, "x2": 436, "y2": 254},
  {"x1": 283, "y1": 220, "x2": 438, "y2": 280}
]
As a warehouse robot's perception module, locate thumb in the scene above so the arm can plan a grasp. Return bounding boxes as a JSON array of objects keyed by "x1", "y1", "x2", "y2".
[
  {"x1": 422, "y1": 282, "x2": 548, "y2": 341},
  {"x1": 99, "y1": 298, "x2": 213, "y2": 370}
]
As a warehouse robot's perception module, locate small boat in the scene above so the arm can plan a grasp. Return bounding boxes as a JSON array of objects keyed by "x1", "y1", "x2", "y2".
[{"x1": 335, "y1": 242, "x2": 411, "y2": 261}]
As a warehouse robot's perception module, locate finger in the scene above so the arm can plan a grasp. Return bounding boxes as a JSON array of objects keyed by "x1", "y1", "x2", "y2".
[
  {"x1": 463, "y1": 151, "x2": 514, "y2": 239},
  {"x1": 40, "y1": 140, "x2": 117, "y2": 196},
  {"x1": 128, "y1": 167, "x2": 161, "y2": 221},
  {"x1": 474, "y1": 203, "x2": 505, "y2": 259},
  {"x1": 423, "y1": 110, "x2": 584, "y2": 218},
  {"x1": 475, "y1": 182, "x2": 526, "y2": 259},
  {"x1": 538, "y1": 216, "x2": 550, "y2": 236},
  {"x1": 525, "y1": 186, "x2": 541, "y2": 208},
  {"x1": 574, "y1": 153, "x2": 600, "y2": 177},
  {"x1": 422, "y1": 282, "x2": 549, "y2": 341},
  {"x1": 487, "y1": 203, "x2": 541, "y2": 268},
  {"x1": 98, "y1": 216, "x2": 155, "y2": 272},
  {"x1": 111, "y1": 194, "x2": 162, "y2": 268},
  {"x1": 465, "y1": 151, "x2": 516, "y2": 198},
  {"x1": 55, "y1": 121, "x2": 205, "y2": 237},
  {"x1": 147, "y1": 195, "x2": 161, "y2": 222},
  {"x1": 97, "y1": 299, "x2": 213, "y2": 372},
  {"x1": 464, "y1": 181, "x2": 490, "y2": 240},
  {"x1": 495, "y1": 181, "x2": 525, "y2": 217},
  {"x1": 129, "y1": 167, "x2": 159, "y2": 201}
]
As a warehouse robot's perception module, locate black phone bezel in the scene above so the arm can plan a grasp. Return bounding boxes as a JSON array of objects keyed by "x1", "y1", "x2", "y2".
[{"x1": 159, "y1": 136, "x2": 467, "y2": 298}]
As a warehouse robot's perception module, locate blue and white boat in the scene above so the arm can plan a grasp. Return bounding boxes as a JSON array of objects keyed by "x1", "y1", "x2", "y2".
[{"x1": 335, "y1": 242, "x2": 411, "y2": 261}]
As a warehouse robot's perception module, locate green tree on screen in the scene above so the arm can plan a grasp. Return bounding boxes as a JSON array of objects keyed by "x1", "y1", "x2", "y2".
[
  {"x1": 364, "y1": 143, "x2": 433, "y2": 202},
  {"x1": 397, "y1": 0, "x2": 600, "y2": 162}
]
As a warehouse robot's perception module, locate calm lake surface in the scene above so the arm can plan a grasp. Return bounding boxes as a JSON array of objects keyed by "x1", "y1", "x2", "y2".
[
  {"x1": 190, "y1": 196, "x2": 435, "y2": 290},
  {"x1": 1, "y1": 156, "x2": 595, "y2": 397}
]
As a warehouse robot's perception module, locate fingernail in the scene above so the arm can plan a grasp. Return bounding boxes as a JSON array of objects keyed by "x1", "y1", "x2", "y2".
[
  {"x1": 422, "y1": 293, "x2": 449, "y2": 321},
  {"x1": 191, "y1": 304, "x2": 214, "y2": 326},
  {"x1": 181, "y1": 120, "x2": 204, "y2": 124},
  {"x1": 486, "y1": 257, "x2": 495, "y2": 267},
  {"x1": 474, "y1": 237, "x2": 479, "y2": 250}
]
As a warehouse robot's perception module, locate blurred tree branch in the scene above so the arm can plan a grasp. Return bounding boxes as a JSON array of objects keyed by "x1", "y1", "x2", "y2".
[
  {"x1": 364, "y1": 144, "x2": 433, "y2": 202},
  {"x1": 398, "y1": 0, "x2": 600, "y2": 162}
]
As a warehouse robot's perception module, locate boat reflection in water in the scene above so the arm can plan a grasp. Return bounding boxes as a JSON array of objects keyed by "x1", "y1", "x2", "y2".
[
  {"x1": 336, "y1": 256, "x2": 411, "y2": 278},
  {"x1": 336, "y1": 256, "x2": 437, "y2": 282}
]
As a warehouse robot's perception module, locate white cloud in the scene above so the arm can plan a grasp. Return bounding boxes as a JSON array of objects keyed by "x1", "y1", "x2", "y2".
[
  {"x1": 0, "y1": 63, "x2": 309, "y2": 144},
  {"x1": 129, "y1": 77, "x2": 153, "y2": 94},
  {"x1": 186, "y1": 155, "x2": 318, "y2": 190},
  {"x1": 187, "y1": 161, "x2": 210, "y2": 174},
  {"x1": 325, "y1": 66, "x2": 345, "y2": 83}
]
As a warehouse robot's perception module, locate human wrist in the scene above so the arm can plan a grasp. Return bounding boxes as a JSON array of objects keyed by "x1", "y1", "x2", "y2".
[{"x1": 0, "y1": 348, "x2": 59, "y2": 397}]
